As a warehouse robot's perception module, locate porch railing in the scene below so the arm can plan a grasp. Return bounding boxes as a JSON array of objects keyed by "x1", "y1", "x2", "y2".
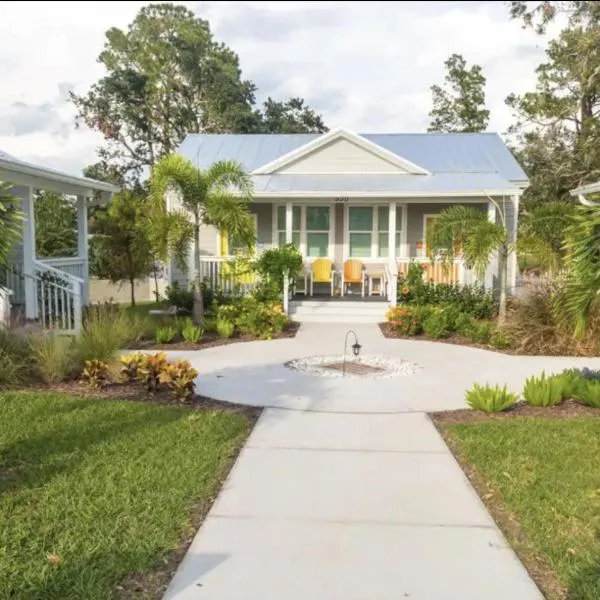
[
  {"x1": 38, "y1": 256, "x2": 86, "y2": 281},
  {"x1": 199, "y1": 256, "x2": 261, "y2": 296}
]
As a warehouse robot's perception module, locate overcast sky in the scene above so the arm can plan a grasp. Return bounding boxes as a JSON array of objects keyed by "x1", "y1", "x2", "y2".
[{"x1": 0, "y1": 0, "x2": 563, "y2": 176}]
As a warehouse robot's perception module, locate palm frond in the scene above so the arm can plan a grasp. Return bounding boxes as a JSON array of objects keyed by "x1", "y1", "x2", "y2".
[
  {"x1": 560, "y1": 204, "x2": 600, "y2": 337},
  {"x1": 462, "y1": 220, "x2": 506, "y2": 278},
  {"x1": 204, "y1": 193, "x2": 256, "y2": 250},
  {"x1": 150, "y1": 154, "x2": 202, "y2": 216},
  {"x1": 206, "y1": 160, "x2": 254, "y2": 201}
]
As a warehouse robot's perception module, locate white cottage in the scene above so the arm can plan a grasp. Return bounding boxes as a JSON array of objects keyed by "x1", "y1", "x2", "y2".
[
  {"x1": 0, "y1": 150, "x2": 119, "y2": 332},
  {"x1": 165, "y1": 128, "x2": 529, "y2": 322}
]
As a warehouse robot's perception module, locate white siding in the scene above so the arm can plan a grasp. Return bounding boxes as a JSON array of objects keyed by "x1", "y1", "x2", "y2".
[{"x1": 277, "y1": 138, "x2": 409, "y2": 174}]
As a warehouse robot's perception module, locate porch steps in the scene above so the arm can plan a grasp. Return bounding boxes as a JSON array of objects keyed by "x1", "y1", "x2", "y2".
[{"x1": 289, "y1": 299, "x2": 389, "y2": 324}]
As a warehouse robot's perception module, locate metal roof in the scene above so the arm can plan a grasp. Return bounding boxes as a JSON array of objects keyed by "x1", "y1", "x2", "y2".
[
  {"x1": 179, "y1": 131, "x2": 529, "y2": 186},
  {"x1": 0, "y1": 149, "x2": 120, "y2": 195},
  {"x1": 251, "y1": 172, "x2": 517, "y2": 196}
]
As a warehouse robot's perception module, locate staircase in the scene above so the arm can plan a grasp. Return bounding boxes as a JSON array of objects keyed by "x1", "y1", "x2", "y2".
[
  {"x1": 1, "y1": 261, "x2": 83, "y2": 334},
  {"x1": 289, "y1": 299, "x2": 390, "y2": 324}
]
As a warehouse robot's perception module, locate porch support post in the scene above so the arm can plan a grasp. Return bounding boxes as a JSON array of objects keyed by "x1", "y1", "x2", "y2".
[
  {"x1": 76, "y1": 195, "x2": 89, "y2": 305},
  {"x1": 485, "y1": 201, "x2": 497, "y2": 289},
  {"x1": 21, "y1": 186, "x2": 37, "y2": 319},
  {"x1": 510, "y1": 194, "x2": 519, "y2": 293},
  {"x1": 285, "y1": 201, "x2": 293, "y2": 244},
  {"x1": 388, "y1": 201, "x2": 398, "y2": 306}
]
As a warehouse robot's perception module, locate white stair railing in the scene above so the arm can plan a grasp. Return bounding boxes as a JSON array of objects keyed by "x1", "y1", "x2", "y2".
[{"x1": 31, "y1": 260, "x2": 83, "y2": 334}]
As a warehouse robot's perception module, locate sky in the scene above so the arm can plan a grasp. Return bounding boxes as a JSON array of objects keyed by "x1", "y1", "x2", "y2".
[{"x1": 0, "y1": 0, "x2": 564, "y2": 177}]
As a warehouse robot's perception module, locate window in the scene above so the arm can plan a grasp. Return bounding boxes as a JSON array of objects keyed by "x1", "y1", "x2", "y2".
[
  {"x1": 306, "y1": 206, "x2": 330, "y2": 257},
  {"x1": 276, "y1": 205, "x2": 301, "y2": 248},
  {"x1": 348, "y1": 207, "x2": 373, "y2": 257},
  {"x1": 377, "y1": 206, "x2": 402, "y2": 258}
]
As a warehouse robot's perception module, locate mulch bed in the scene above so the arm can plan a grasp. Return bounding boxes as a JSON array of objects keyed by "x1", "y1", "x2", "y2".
[
  {"x1": 430, "y1": 399, "x2": 600, "y2": 425},
  {"x1": 21, "y1": 380, "x2": 261, "y2": 421},
  {"x1": 379, "y1": 322, "x2": 524, "y2": 355},
  {"x1": 133, "y1": 321, "x2": 300, "y2": 351}
]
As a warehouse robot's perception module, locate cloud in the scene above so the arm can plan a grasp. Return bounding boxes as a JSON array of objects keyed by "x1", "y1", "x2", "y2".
[{"x1": 0, "y1": 0, "x2": 565, "y2": 176}]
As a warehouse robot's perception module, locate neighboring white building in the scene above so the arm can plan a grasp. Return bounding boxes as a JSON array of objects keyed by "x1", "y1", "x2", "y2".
[
  {"x1": 163, "y1": 128, "x2": 528, "y2": 321},
  {"x1": 0, "y1": 150, "x2": 119, "y2": 333}
]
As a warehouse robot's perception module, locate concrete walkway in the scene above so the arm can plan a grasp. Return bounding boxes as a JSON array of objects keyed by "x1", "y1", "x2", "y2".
[{"x1": 162, "y1": 323, "x2": 599, "y2": 599}]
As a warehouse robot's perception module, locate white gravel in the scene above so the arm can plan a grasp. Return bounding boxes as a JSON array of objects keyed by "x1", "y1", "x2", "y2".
[{"x1": 284, "y1": 354, "x2": 422, "y2": 379}]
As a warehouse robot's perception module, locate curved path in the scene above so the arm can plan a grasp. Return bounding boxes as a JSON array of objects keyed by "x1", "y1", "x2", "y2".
[
  {"x1": 166, "y1": 322, "x2": 600, "y2": 413},
  {"x1": 162, "y1": 323, "x2": 597, "y2": 600}
]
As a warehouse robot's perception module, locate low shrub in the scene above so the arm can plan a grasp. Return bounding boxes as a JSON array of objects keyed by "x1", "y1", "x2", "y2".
[
  {"x1": 159, "y1": 359, "x2": 199, "y2": 402},
  {"x1": 471, "y1": 321, "x2": 493, "y2": 344},
  {"x1": 81, "y1": 359, "x2": 111, "y2": 388},
  {"x1": 572, "y1": 379, "x2": 600, "y2": 408},
  {"x1": 119, "y1": 352, "x2": 145, "y2": 383},
  {"x1": 216, "y1": 319, "x2": 234, "y2": 339},
  {"x1": 422, "y1": 308, "x2": 452, "y2": 339},
  {"x1": 165, "y1": 281, "x2": 193, "y2": 312},
  {"x1": 180, "y1": 318, "x2": 203, "y2": 344},
  {"x1": 29, "y1": 332, "x2": 74, "y2": 384},
  {"x1": 398, "y1": 262, "x2": 498, "y2": 319},
  {"x1": 136, "y1": 352, "x2": 169, "y2": 392},
  {"x1": 386, "y1": 306, "x2": 421, "y2": 336},
  {"x1": 217, "y1": 297, "x2": 288, "y2": 339},
  {"x1": 454, "y1": 312, "x2": 476, "y2": 338},
  {"x1": 489, "y1": 326, "x2": 513, "y2": 349},
  {"x1": 522, "y1": 371, "x2": 564, "y2": 407},
  {"x1": 204, "y1": 316, "x2": 217, "y2": 333},
  {"x1": 155, "y1": 325, "x2": 177, "y2": 344},
  {"x1": 465, "y1": 383, "x2": 518, "y2": 412}
]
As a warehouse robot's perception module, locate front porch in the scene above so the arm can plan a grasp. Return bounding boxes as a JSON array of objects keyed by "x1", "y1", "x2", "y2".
[{"x1": 189, "y1": 198, "x2": 492, "y2": 306}]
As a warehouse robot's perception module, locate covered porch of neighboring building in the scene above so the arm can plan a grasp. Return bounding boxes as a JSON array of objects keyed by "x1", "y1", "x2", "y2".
[{"x1": 0, "y1": 150, "x2": 119, "y2": 332}]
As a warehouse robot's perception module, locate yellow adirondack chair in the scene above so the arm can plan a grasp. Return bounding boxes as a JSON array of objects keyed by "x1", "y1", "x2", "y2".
[
  {"x1": 341, "y1": 259, "x2": 365, "y2": 297},
  {"x1": 309, "y1": 258, "x2": 335, "y2": 296}
]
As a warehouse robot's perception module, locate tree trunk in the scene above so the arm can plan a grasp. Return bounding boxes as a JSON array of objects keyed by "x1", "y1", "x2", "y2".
[
  {"x1": 130, "y1": 275, "x2": 136, "y2": 307},
  {"x1": 152, "y1": 258, "x2": 160, "y2": 302},
  {"x1": 498, "y1": 245, "x2": 508, "y2": 325},
  {"x1": 192, "y1": 219, "x2": 204, "y2": 326}
]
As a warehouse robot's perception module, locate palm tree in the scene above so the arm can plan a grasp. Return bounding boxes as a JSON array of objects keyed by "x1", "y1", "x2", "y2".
[
  {"x1": 150, "y1": 154, "x2": 255, "y2": 325},
  {"x1": 426, "y1": 203, "x2": 511, "y2": 323},
  {"x1": 0, "y1": 181, "x2": 24, "y2": 268},
  {"x1": 559, "y1": 204, "x2": 600, "y2": 337}
]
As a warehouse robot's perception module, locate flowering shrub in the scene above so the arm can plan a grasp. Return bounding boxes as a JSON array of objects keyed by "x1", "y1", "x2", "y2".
[
  {"x1": 217, "y1": 296, "x2": 289, "y2": 339},
  {"x1": 386, "y1": 306, "x2": 422, "y2": 336}
]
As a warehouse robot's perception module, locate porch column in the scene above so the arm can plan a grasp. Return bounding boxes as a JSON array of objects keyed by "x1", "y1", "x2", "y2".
[
  {"x1": 76, "y1": 195, "x2": 89, "y2": 305},
  {"x1": 21, "y1": 186, "x2": 36, "y2": 319},
  {"x1": 388, "y1": 201, "x2": 398, "y2": 306},
  {"x1": 510, "y1": 194, "x2": 519, "y2": 293},
  {"x1": 485, "y1": 201, "x2": 497, "y2": 289},
  {"x1": 285, "y1": 201, "x2": 293, "y2": 244}
]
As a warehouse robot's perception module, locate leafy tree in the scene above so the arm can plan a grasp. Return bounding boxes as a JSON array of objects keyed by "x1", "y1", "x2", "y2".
[
  {"x1": 506, "y1": 1, "x2": 600, "y2": 205},
  {"x1": 150, "y1": 154, "x2": 255, "y2": 325},
  {"x1": 427, "y1": 53, "x2": 490, "y2": 133},
  {"x1": 34, "y1": 192, "x2": 77, "y2": 258},
  {"x1": 71, "y1": 3, "x2": 327, "y2": 183},
  {"x1": 0, "y1": 182, "x2": 24, "y2": 268},
  {"x1": 256, "y1": 97, "x2": 328, "y2": 134},
  {"x1": 517, "y1": 200, "x2": 577, "y2": 272},
  {"x1": 509, "y1": 1, "x2": 600, "y2": 34},
  {"x1": 90, "y1": 190, "x2": 153, "y2": 306},
  {"x1": 426, "y1": 203, "x2": 512, "y2": 322}
]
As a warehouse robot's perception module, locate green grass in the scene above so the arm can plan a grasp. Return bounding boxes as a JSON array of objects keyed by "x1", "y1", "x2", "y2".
[
  {"x1": 443, "y1": 418, "x2": 600, "y2": 600},
  {"x1": 0, "y1": 392, "x2": 254, "y2": 600}
]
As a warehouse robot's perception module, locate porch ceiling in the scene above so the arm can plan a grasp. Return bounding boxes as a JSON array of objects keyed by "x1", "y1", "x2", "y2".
[
  {"x1": 0, "y1": 150, "x2": 120, "y2": 200},
  {"x1": 248, "y1": 172, "x2": 520, "y2": 197}
]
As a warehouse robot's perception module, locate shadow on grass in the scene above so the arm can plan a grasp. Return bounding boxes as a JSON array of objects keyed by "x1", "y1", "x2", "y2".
[
  {"x1": 563, "y1": 531, "x2": 600, "y2": 600},
  {"x1": 0, "y1": 396, "x2": 189, "y2": 495}
]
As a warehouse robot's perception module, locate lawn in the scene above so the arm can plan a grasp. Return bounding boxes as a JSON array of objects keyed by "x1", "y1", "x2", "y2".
[
  {"x1": 0, "y1": 391, "x2": 255, "y2": 600},
  {"x1": 439, "y1": 417, "x2": 600, "y2": 600}
]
